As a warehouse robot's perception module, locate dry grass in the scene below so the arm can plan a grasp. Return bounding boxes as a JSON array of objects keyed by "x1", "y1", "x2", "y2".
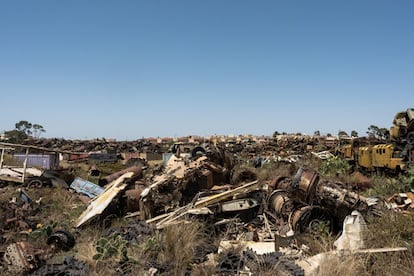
[
  {"x1": 317, "y1": 254, "x2": 369, "y2": 276},
  {"x1": 255, "y1": 161, "x2": 299, "y2": 182},
  {"x1": 157, "y1": 221, "x2": 209, "y2": 275},
  {"x1": 365, "y1": 211, "x2": 414, "y2": 248},
  {"x1": 74, "y1": 220, "x2": 212, "y2": 275},
  {"x1": 315, "y1": 251, "x2": 414, "y2": 276},
  {"x1": 297, "y1": 232, "x2": 337, "y2": 256},
  {"x1": 33, "y1": 186, "x2": 85, "y2": 229},
  {"x1": 311, "y1": 211, "x2": 414, "y2": 275}
]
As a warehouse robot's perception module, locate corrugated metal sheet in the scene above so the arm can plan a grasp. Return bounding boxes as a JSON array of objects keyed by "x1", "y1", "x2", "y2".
[{"x1": 13, "y1": 153, "x2": 59, "y2": 169}]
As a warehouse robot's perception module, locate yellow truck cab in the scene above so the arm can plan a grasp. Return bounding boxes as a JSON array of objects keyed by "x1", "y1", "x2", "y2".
[{"x1": 371, "y1": 144, "x2": 406, "y2": 173}]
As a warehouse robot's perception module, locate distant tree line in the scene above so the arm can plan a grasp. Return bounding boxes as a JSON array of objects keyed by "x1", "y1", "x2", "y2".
[
  {"x1": 3, "y1": 120, "x2": 46, "y2": 143},
  {"x1": 273, "y1": 125, "x2": 389, "y2": 140}
]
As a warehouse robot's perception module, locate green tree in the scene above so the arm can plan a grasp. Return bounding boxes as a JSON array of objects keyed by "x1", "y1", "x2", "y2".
[
  {"x1": 351, "y1": 130, "x2": 358, "y2": 137},
  {"x1": 5, "y1": 120, "x2": 46, "y2": 143},
  {"x1": 4, "y1": 129, "x2": 27, "y2": 143},
  {"x1": 314, "y1": 130, "x2": 321, "y2": 136},
  {"x1": 15, "y1": 120, "x2": 32, "y2": 136},
  {"x1": 32, "y1": 124, "x2": 45, "y2": 138},
  {"x1": 378, "y1": 128, "x2": 390, "y2": 140},
  {"x1": 367, "y1": 125, "x2": 389, "y2": 140},
  {"x1": 338, "y1": 130, "x2": 349, "y2": 137}
]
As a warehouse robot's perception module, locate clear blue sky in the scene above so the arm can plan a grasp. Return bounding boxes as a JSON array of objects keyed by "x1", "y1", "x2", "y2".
[{"x1": 1, "y1": 1, "x2": 413, "y2": 140}]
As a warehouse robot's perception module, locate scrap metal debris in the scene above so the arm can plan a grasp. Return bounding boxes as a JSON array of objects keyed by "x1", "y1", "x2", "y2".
[
  {"x1": 75, "y1": 171, "x2": 137, "y2": 228},
  {"x1": 28, "y1": 256, "x2": 90, "y2": 276},
  {"x1": 139, "y1": 146, "x2": 236, "y2": 220},
  {"x1": 1, "y1": 136, "x2": 412, "y2": 275},
  {"x1": 3, "y1": 242, "x2": 43, "y2": 274},
  {"x1": 385, "y1": 192, "x2": 414, "y2": 212},
  {"x1": 70, "y1": 177, "x2": 104, "y2": 199}
]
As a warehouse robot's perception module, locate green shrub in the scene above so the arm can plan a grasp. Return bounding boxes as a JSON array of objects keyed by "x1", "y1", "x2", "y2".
[
  {"x1": 319, "y1": 156, "x2": 351, "y2": 177},
  {"x1": 364, "y1": 165, "x2": 414, "y2": 197},
  {"x1": 93, "y1": 234, "x2": 128, "y2": 261}
]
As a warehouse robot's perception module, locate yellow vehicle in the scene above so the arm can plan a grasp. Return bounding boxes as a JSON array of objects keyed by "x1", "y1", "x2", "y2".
[
  {"x1": 353, "y1": 143, "x2": 406, "y2": 175},
  {"x1": 336, "y1": 144, "x2": 354, "y2": 160},
  {"x1": 369, "y1": 144, "x2": 406, "y2": 174},
  {"x1": 357, "y1": 146, "x2": 372, "y2": 171},
  {"x1": 390, "y1": 108, "x2": 414, "y2": 145}
]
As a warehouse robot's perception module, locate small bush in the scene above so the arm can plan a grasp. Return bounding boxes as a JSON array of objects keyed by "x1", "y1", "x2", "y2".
[
  {"x1": 319, "y1": 156, "x2": 351, "y2": 177},
  {"x1": 93, "y1": 234, "x2": 128, "y2": 261},
  {"x1": 364, "y1": 166, "x2": 414, "y2": 197}
]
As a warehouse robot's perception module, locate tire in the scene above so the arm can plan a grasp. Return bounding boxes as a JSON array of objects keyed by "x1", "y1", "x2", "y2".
[
  {"x1": 27, "y1": 178, "x2": 43, "y2": 189},
  {"x1": 407, "y1": 131, "x2": 414, "y2": 145},
  {"x1": 47, "y1": 230, "x2": 76, "y2": 251},
  {"x1": 191, "y1": 146, "x2": 207, "y2": 158}
]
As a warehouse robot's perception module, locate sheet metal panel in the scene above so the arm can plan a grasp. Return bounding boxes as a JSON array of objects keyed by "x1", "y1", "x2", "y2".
[
  {"x1": 70, "y1": 177, "x2": 104, "y2": 198},
  {"x1": 13, "y1": 154, "x2": 59, "y2": 169}
]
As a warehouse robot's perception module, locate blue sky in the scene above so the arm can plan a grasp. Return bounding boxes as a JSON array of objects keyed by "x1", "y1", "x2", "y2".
[{"x1": 1, "y1": 0, "x2": 413, "y2": 140}]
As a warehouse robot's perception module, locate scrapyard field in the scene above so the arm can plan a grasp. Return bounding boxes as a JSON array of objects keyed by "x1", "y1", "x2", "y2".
[{"x1": 1, "y1": 135, "x2": 414, "y2": 275}]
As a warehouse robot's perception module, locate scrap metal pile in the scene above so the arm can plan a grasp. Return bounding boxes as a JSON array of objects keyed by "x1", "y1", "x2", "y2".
[
  {"x1": 0, "y1": 189, "x2": 82, "y2": 275},
  {"x1": 0, "y1": 139, "x2": 407, "y2": 275},
  {"x1": 70, "y1": 144, "x2": 388, "y2": 274}
]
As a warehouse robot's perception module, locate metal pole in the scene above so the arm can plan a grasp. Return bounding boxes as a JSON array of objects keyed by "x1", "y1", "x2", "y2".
[
  {"x1": 22, "y1": 148, "x2": 29, "y2": 183},
  {"x1": 0, "y1": 148, "x2": 4, "y2": 170}
]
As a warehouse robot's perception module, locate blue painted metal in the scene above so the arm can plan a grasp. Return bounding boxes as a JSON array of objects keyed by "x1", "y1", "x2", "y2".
[{"x1": 70, "y1": 177, "x2": 104, "y2": 198}]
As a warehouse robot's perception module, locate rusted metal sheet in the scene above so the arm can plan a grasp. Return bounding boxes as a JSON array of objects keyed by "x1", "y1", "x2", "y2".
[
  {"x1": 124, "y1": 186, "x2": 145, "y2": 212},
  {"x1": 68, "y1": 153, "x2": 89, "y2": 162},
  {"x1": 75, "y1": 172, "x2": 134, "y2": 228},
  {"x1": 122, "y1": 152, "x2": 141, "y2": 162},
  {"x1": 146, "y1": 152, "x2": 162, "y2": 161},
  {"x1": 99, "y1": 166, "x2": 143, "y2": 186}
]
